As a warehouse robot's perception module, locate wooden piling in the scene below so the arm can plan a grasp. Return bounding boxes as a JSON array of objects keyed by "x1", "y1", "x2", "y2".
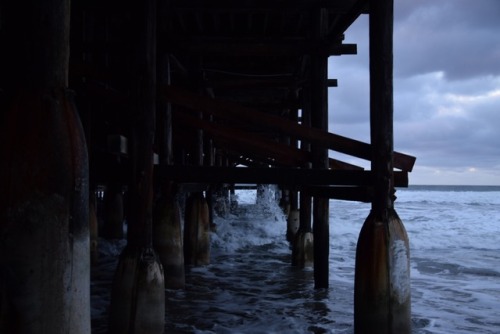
[
  {"x1": 292, "y1": 192, "x2": 314, "y2": 268},
  {"x1": 153, "y1": 184, "x2": 185, "y2": 289},
  {"x1": 103, "y1": 182, "x2": 124, "y2": 239},
  {"x1": 213, "y1": 184, "x2": 230, "y2": 218},
  {"x1": 286, "y1": 209, "x2": 300, "y2": 243},
  {"x1": 108, "y1": 1, "x2": 165, "y2": 332},
  {"x1": 90, "y1": 191, "x2": 99, "y2": 266},
  {"x1": 292, "y1": 86, "x2": 314, "y2": 268},
  {"x1": 354, "y1": 0, "x2": 411, "y2": 332},
  {"x1": 279, "y1": 189, "x2": 291, "y2": 217},
  {"x1": 311, "y1": 8, "x2": 330, "y2": 289},
  {"x1": 0, "y1": 0, "x2": 90, "y2": 332},
  {"x1": 184, "y1": 193, "x2": 211, "y2": 266},
  {"x1": 154, "y1": 51, "x2": 185, "y2": 288}
]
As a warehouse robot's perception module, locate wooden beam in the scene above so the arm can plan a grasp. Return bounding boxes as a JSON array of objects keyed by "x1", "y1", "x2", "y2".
[
  {"x1": 174, "y1": 110, "x2": 309, "y2": 166},
  {"x1": 305, "y1": 169, "x2": 408, "y2": 200},
  {"x1": 162, "y1": 165, "x2": 408, "y2": 186},
  {"x1": 304, "y1": 186, "x2": 372, "y2": 202},
  {"x1": 328, "y1": 0, "x2": 368, "y2": 38},
  {"x1": 169, "y1": 0, "x2": 357, "y2": 11},
  {"x1": 164, "y1": 40, "x2": 357, "y2": 57},
  {"x1": 227, "y1": 146, "x2": 363, "y2": 170},
  {"x1": 204, "y1": 77, "x2": 303, "y2": 89},
  {"x1": 327, "y1": 79, "x2": 338, "y2": 87},
  {"x1": 161, "y1": 85, "x2": 416, "y2": 171},
  {"x1": 174, "y1": 110, "x2": 364, "y2": 170}
]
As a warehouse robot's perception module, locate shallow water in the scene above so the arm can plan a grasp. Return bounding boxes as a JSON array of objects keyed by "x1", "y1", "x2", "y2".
[{"x1": 91, "y1": 186, "x2": 500, "y2": 333}]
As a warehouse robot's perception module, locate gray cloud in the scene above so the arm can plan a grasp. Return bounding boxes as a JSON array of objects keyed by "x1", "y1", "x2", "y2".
[
  {"x1": 394, "y1": 0, "x2": 500, "y2": 80},
  {"x1": 328, "y1": 1, "x2": 500, "y2": 184}
]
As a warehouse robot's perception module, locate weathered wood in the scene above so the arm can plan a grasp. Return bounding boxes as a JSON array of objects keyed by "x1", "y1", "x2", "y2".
[
  {"x1": 169, "y1": 0, "x2": 358, "y2": 11},
  {"x1": 162, "y1": 165, "x2": 409, "y2": 186},
  {"x1": 103, "y1": 182, "x2": 124, "y2": 239},
  {"x1": 163, "y1": 40, "x2": 357, "y2": 57},
  {"x1": 0, "y1": 1, "x2": 90, "y2": 332},
  {"x1": 157, "y1": 54, "x2": 173, "y2": 168},
  {"x1": 227, "y1": 146, "x2": 362, "y2": 170},
  {"x1": 203, "y1": 77, "x2": 304, "y2": 89},
  {"x1": 304, "y1": 186, "x2": 372, "y2": 202},
  {"x1": 354, "y1": 0, "x2": 411, "y2": 332},
  {"x1": 184, "y1": 193, "x2": 211, "y2": 266},
  {"x1": 369, "y1": 0, "x2": 394, "y2": 217},
  {"x1": 328, "y1": 0, "x2": 369, "y2": 38},
  {"x1": 3, "y1": 1, "x2": 70, "y2": 89},
  {"x1": 299, "y1": 192, "x2": 312, "y2": 231},
  {"x1": 311, "y1": 7, "x2": 330, "y2": 290},
  {"x1": 175, "y1": 110, "x2": 309, "y2": 165},
  {"x1": 291, "y1": 191, "x2": 313, "y2": 267},
  {"x1": 161, "y1": 85, "x2": 415, "y2": 171},
  {"x1": 109, "y1": 1, "x2": 165, "y2": 333},
  {"x1": 329, "y1": 158, "x2": 363, "y2": 170},
  {"x1": 175, "y1": 108, "x2": 364, "y2": 170},
  {"x1": 124, "y1": 0, "x2": 157, "y2": 249},
  {"x1": 0, "y1": 90, "x2": 91, "y2": 334},
  {"x1": 327, "y1": 79, "x2": 338, "y2": 87},
  {"x1": 355, "y1": 210, "x2": 411, "y2": 334},
  {"x1": 153, "y1": 187, "x2": 185, "y2": 289}
]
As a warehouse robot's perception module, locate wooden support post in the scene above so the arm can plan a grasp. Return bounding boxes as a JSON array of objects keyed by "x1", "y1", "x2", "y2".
[
  {"x1": 311, "y1": 8, "x2": 330, "y2": 289},
  {"x1": 354, "y1": 0, "x2": 411, "y2": 332},
  {"x1": 279, "y1": 189, "x2": 291, "y2": 217},
  {"x1": 292, "y1": 192, "x2": 314, "y2": 268},
  {"x1": 286, "y1": 205, "x2": 300, "y2": 243},
  {"x1": 153, "y1": 50, "x2": 186, "y2": 288},
  {"x1": 0, "y1": 0, "x2": 90, "y2": 332},
  {"x1": 103, "y1": 182, "x2": 124, "y2": 239},
  {"x1": 157, "y1": 54, "x2": 173, "y2": 168},
  {"x1": 292, "y1": 85, "x2": 314, "y2": 268},
  {"x1": 184, "y1": 193, "x2": 211, "y2": 266},
  {"x1": 90, "y1": 190, "x2": 99, "y2": 266},
  {"x1": 182, "y1": 66, "x2": 212, "y2": 266},
  {"x1": 153, "y1": 183, "x2": 185, "y2": 289},
  {"x1": 280, "y1": 102, "x2": 294, "y2": 224},
  {"x1": 256, "y1": 184, "x2": 275, "y2": 208},
  {"x1": 229, "y1": 185, "x2": 238, "y2": 213},
  {"x1": 204, "y1": 104, "x2": 217, "y2": 230},
  {"x1": 108, "y1": 1, "x2": 165, "y2": 332}
]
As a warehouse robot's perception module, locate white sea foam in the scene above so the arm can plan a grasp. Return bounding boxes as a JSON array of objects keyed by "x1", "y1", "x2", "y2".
[{"x1": 91, "y1": 186, "x2": 500, "y2": 333}]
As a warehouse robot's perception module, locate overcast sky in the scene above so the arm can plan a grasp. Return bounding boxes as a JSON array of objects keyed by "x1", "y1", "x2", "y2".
[{"x1": 328, "y1": 0, "x2": 500, "y2": 185}]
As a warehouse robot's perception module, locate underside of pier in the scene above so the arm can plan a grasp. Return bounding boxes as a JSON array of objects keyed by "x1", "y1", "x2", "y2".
[{"x1": 0, "y1": 0, "x2": 415, "y2": 333}]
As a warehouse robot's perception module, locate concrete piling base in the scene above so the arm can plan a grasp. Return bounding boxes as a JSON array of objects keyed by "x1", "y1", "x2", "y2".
[
  {"x1": 213, "y1": 185, "x2": 230, "y2": 218},
  {"x1": 184, "y1": 193, "x2": 211, "y2": 266},
  {"x1": 279, "y1": 189, "x2": 291, "y2": 217},
  {"x1": 153, "y1": 194, "x2": 185, "y2": 289},
  {"x1": 90, "y1": 195, "x2": 99, "y2": 266},
  {"x1": 286, "y1": 209, "x2": 300, "y2": 243},
  {"x1": 292, "y1": 230, "x2": 314, "y2": 268},
  {"x1": 108, "y1": 246, "x2": 165, "y2": 334},
  {"x1": 0, "y1": 90, "x2": 91, "y2": 333},
  {"x1": 354, "y1": 209, "x2": 411, "y2": 334}
]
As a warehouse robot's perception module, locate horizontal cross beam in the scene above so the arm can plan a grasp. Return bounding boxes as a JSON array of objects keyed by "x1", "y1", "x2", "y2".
[{"x1": 162, "y1": 165, "x2": 408, "y2": 187}]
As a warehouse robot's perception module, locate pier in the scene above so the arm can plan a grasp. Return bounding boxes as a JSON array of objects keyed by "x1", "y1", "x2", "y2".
[{"x1": 0, "y1": 0, "x2": 415, "y2": 333}]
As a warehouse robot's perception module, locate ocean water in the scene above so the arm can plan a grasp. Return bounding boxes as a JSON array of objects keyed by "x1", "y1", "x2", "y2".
[{"x1": 91, "y1": 185, "x2": 500, "y2": 333}]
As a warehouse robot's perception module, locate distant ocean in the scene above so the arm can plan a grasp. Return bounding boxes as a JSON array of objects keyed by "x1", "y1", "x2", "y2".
[{"x1": 91, "y1": 185, "x2": 500, "y2": 333}]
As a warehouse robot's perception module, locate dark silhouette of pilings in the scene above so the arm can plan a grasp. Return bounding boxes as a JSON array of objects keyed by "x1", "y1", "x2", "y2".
[{"x1": 354, "y1": 0, "x2": 411, "y2": 332}]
